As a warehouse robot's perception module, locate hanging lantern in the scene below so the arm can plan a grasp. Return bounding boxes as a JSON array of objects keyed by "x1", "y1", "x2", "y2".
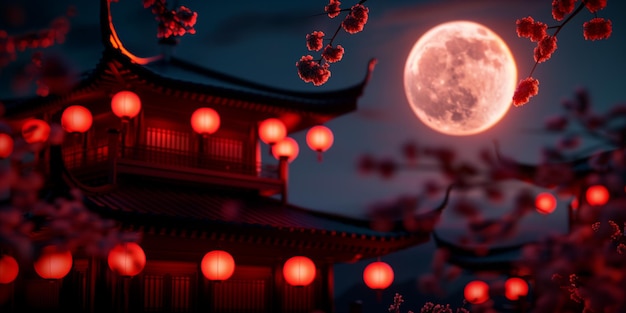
[
  {"x1": 306, "y1": 125, "x2": 334, "y2": 162},
  {"x1": 33, "y1": 246, "x2": 73, "y2": 280},
  {"x1": 586, "y1": 185, "x2": 609, "y2": 206},
  {"x1": 363, "y1": 261, "x2": 394, "y2": 290},
  {"x1": 535, "y1": 192, "x2": 556, "y2": 214},
  {"x1": 61, "y1": 105, "x2": 93, "y2": 133},
  {"x1": 0, "y1": 133, "x2": 13, "y2": 159},
  {"x1": 259, "y1": 118, "x2": 286, "y2": 145},
  {"x1": 107, "y1": 242, "x2": 146, "y2": 277},
  {"x1": 505, "y1": 277, "x2": 529, "y2": 301},
  {"x1": 191, "y1": 107, "x2": 220, "y2": 136},
  {"x1": 21, "y1": 119, "x2": 51, "y2": 144},
  {"x1": 111, "y1": 90, "x2": 141, "y2": 120},
  {"x1": 0, "y1": 255, "x2": 19, "y2": 284},
  {"x1": 201, "y1": 250, "x2": 235, "y2": 281},
  {"x1": 464, "y1": 280, "x2": 489, "y2": 304},
  {"x1": 272, "y1": 137, "x2": 299, "y2": 163},
  {"x1": 283, "y1": 256, "x2": 315, "y2": 287}
]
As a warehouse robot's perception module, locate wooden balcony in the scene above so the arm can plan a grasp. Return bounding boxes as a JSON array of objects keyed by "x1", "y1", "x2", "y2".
[{"x1": 63, "y1": 141, "x2": 283, "y2": 195}]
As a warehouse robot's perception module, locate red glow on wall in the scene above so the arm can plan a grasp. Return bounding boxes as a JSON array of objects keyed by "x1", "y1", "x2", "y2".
[
  {"x1": 0, "y1": 255, "x2": 19, "y2": 284},
  {"x1": 0, "y1": 134, "x2": 13, "y2": 159},
  {"x1": 586, "y1": 185, "x2": 609, "y2": 206},
  {"x1": 107, "y1": 242, "x2": 146, "y2": 277},
  {"x1": 283, "y1": 256, "x2": 315, "y2": 286},
  {"x1": 272, "y1": 137, "x2": 299, "y2": 163},
  {"x1": 201, "y1": 250, "x2": 235, "y2": 281},
  {"x1": 33, "y1": 246, "x2": 73, "y2": 280},
  {"x1": 61, "y1": 105, "x2": 93, "y2": 133},
  {"x1": 362, "y1": 261, "x2": 394, "y2": 290},
  {"x1": 259, "y1": 118, "x2": 286, "y2": 145},
  {"x1": 464, "y1": 280, "x2": 489, "y2": 304},
  {"x1": 111, "y1": 90, "x2": 141, "y2": 120},
  {"x1": 535, "y1": 192, "x2": 557, "y2": 214},
  {"x1": 505, "y1": 277, "x2": 529, "y2": 301},
  {"x1": 21, "y1": 119, "x2": 50, "y2": 144},
  {"x1": 191, "y1": 107, "x2": 220, "y2": 136}
]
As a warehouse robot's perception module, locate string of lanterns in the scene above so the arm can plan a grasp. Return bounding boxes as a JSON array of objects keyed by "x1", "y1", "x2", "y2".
[{"x1": 464, "y1": 278, "x2": 529, "y2": 305}]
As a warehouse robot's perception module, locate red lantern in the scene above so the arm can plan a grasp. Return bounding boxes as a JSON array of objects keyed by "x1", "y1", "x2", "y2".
[
  {"x1": 259, "y1": 118, "x2": 286, "y2": 145},
  {"x1": 111, "y1": 90, "x2": 141, "y2": 120},
  {"x1": 33, "y1": 246, "x2": 72, "y2": 280},
  {"x1": 107, "y1": 242, "x2": 146, "y2": 277},
  {"x1": 464, "y1": 280, "x2": 489, "y2": 304},
  {"x1": 272, "y1": 137, "x2": 299, "y2": 163},
  {"x1": 0, "y1": 255, "x2": 19, "y2": 284},
  {"x1": 191, "y1": 107, "x2": 220, "y2": 136},
  {"x1": 283, "y1": 256, "x2": 315, "y2": 286},
  {"x1": 61, "y1": 105, "x2": 93, "y2": 133},
  {"x1": 505, "y1": 277, "x2": 529, "y2": 301},
  {"x1": 586, "y1": 185, "x2": 609, "y2": 206},
  {"x1": 363, "y1": 261, "x2": 394, "y2": 290},
  {"x1": 535, "y1": 192, "x2": 556, "y2": 214},
  {"x1": 306, "y1": 125, "x2": 334, "y2": 161},
  {"x1": 201, "y1": 250, "x2": 235, "y2": 281},
  {"x1": 0, "y1": 133, "x2": 13, "y2": 159},
  {"x1": 21, "y1": 119, "x2": 51, "y2": 144}
]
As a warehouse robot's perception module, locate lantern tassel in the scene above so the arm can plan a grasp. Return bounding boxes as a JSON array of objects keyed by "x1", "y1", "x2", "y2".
[{"x1": 317, "y1": 151, "x2": 323, "y2": 162}]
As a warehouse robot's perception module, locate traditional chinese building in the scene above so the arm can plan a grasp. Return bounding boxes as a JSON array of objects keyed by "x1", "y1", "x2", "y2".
[{"x1": 0, "y1": 1, "x2": 434, "y2": 312}]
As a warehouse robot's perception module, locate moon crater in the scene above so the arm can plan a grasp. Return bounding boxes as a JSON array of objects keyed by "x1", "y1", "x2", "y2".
[{"x1": 404, "y1": 21, "x2": 517, "y2": 136}]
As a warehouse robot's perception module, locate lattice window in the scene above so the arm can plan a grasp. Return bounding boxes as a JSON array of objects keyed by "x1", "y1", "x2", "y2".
[
  {"x1": 146, "y1": 127, "x2": 191, "y2": 152},
  {"x1": 206, "y1": 137, "x2": 243, "y2": 162},
  {"x1": 144, "y1": 275, "x2": 164, "y2": 312},
  {"x1": 212, "y1": 279, "x2": 267, "y2": 313},
  {"x1": 171, "y1": 276, "x2": 191, "y2": 312},
  {"x1": 282, "y1": 284, "x2": 315, "y2": 313}
]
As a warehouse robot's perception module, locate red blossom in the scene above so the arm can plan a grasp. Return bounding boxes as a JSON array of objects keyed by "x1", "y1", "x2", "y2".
[
  {"x1": 585, "y1": 0, "x2": 607, "y2": 13},
  {"x1": 533, "y1": 35, "x2": 557, "y2": 63},
  {"x1": 176, "y1": 6, "x2": 197, "y2": 28},
  {"x1": 552, "y1": 0, "x2": 576, "y2": 21},
  {"x1": 341, "y1": 4, "x2": 369, "y2": 34},
  {"x1": 516, "y1": 16, "x2": 548, "y2": 42},
  {"x1": 143, "y1": 0, "x2": 156, "y2": 9},
  {"x1": 583, "y1": 18, "x2": 612, "y2": 41},
  {"x1": 295, "y1": 55, "x2": 331, "y2": 86},
  {"x1": 321, "y1": 44, "x2": 344, "y2": 63},
  {"x1": 325, "y1": 0, "x2": 341, "y2": 18},
  {"x1": 306, "y1": 31, "x2": 325, "y2": 51},
  {"x1": 513, "y1": 77, "x2": 540, "y2": 107}
]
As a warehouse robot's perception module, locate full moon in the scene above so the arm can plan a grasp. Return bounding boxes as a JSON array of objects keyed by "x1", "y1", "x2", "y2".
[{"x1": 404, "y1": 21, "x2": 517, "y2": 136}]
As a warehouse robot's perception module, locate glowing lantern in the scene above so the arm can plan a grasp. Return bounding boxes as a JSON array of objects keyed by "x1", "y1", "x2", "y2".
[
  {"x1": 272, "y1": 137, "x2": 299, "y2": 163},
  {"x1": 201, "y1": 250, "x2": 235, "y2": 281},
  {"x1": 464, "y1": 280, "x2": 489, "y2": 304},
  {"x1": 0, "y1": 255, "x2": 19, "y2": 284},
  {"x1": 107, "y1": 242, "x2": 146, "y2": 277},
  {"x1": 259, "y1": 118, "x2": 286, "y2": 145},
  {"x1": 505, "y1": 277, "x2": 529, "y2": 301},
  {"x1": 191, "y1": 107, "x2": 220, "y2": 136},
  {"x1": 570, "y1": 197, "x2": 579, "y2": 210},
  {"x1": 61, "y1": 105, "x2": 93, "y2": 133},
  {"x1": 21, "y1": 119, "x2": 50, "y2": 144},
  {"x1": 0, "y1": 133, "x2": 13, "y2": 159},
  {"x1": 586, "y1": 185, "x2": 609, "y2": 206},
  {"x1": 111, "y1": 90, "x2": 141, "y2": 120},
  {"x1": 535, "y1": 192, "x2": 557, "y2": 214},
  {"x1": 306, "y1": 125, "x2": 334, "y2": 161},
  {"x1": 363, "y1": 261, "x2": 394, "y2": 290},
  {"x1": 33, "y1": 246, "x2": 72, "y2": 280},
  {"x1": 283, "y1": 256, "x2": 316, "y2": 286}
]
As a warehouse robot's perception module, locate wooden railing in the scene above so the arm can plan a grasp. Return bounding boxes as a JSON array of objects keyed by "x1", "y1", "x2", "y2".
[{"x1": 63, "y1": 142, "x2": 279, "y2": 180}]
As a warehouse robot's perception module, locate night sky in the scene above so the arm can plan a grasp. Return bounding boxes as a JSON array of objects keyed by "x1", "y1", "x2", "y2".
[{"x1": 2, "y1": 0, "x2": 626, "y2": 311}]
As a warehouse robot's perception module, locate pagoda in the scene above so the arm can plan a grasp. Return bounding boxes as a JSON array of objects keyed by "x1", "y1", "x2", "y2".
[{"x1": 0, "y1": 1, "x2": 435, "y2": 312}]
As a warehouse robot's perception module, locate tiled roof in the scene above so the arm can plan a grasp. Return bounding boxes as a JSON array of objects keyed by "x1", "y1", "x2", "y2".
[{"x1": 85, "y1": 181, "x2": 414, "y2": 239}]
